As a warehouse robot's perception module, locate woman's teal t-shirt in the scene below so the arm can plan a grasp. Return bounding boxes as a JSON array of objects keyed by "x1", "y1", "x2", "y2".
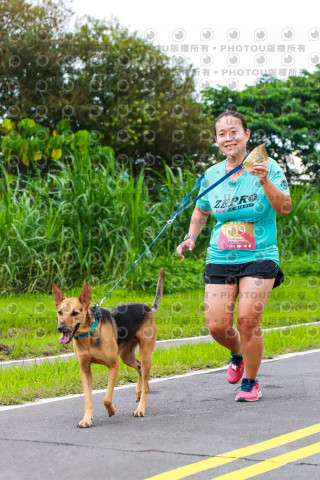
[{"x1": 196, "y1": 158, "x2": 290, "y2": 265}]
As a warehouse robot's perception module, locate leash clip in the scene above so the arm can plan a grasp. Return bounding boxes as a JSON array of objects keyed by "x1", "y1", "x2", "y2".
[{"x1": 167, "y1": 215, "x2": 177, "y2": 225}]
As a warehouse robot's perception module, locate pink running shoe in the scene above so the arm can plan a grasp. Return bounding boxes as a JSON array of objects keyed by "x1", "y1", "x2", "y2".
[
  {"x1": 227, "y1": 353, "x2": 244, "y2": 384},
  {"x1": 236, "y1": 378, "x2": 262, "y2": 402}
]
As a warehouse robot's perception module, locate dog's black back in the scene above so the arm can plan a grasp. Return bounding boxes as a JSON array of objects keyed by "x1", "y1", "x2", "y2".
[{"x1": 94, "y1": 304, "x2": 152, "y2": 346}]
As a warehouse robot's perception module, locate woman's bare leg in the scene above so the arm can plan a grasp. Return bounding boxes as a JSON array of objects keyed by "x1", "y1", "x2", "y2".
[
  {"x1": 204, "y1": 283, "x2": 240, "y2": 353},
  {"x1": 237, "y1": 276, "x2": 275, "y2": 379}
]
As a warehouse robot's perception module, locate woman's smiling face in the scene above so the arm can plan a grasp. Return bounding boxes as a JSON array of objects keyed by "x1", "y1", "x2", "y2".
[{"x1": 215, "y1": 115, "x2": 250, "y2": 159}]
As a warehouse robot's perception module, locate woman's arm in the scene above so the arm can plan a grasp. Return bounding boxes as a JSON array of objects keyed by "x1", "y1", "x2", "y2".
[
  {"x1": 188, "y1": 205, "x2": 212, "y2": 238},
  {"x1": 176, "y1": 206, "x2": 211, "y2": 259},
  {"x1": 252, "y1": 163, "x2": 292, "y2": 215}
]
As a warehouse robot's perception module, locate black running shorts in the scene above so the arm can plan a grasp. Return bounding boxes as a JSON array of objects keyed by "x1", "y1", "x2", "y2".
[{"x1": 202, "y1": 260, "x2": 284, "y2": 289}]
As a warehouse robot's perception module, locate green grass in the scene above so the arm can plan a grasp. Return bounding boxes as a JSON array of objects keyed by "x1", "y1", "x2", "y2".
[
  {"x1": 0, "y1": 262, "x2": 319, "y2": 360},
  {"x1": 0, "y1": 325, "x2": 319, "y2": 405}
]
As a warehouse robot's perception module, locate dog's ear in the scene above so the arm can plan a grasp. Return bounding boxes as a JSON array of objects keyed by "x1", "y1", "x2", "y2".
[
  {"x1": 79, "y1": 282, "x2": 92, "y2": 308},
  {"x1": 52, "y1": 284, "x2": 65, "y2": 307}
]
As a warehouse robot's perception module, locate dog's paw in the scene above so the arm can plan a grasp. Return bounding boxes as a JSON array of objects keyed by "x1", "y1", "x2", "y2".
[
  {"x1": 77, "y1": 418, "x2": 92, "y2": 428},
  {"x1": 133, "y1": 407, "x2": 145, "y2": 417},
  {"x1": 108, "y1": 405, "x2": 116, "y2": 417},
  {"x1": 104, "y1": 403, "x2": 116, "y2": 417},
  {"x1": 136, "y1": 393, "x2": 141, "y2": 402}
]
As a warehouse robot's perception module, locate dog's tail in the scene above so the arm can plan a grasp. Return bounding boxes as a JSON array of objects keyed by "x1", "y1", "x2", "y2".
[{"x1": 151, "y1": 267, "x2": 165, "y2": 312}]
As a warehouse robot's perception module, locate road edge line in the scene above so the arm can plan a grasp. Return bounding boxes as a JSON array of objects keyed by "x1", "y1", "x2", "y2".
[{"x1": 0, "y1": 348, "x2": 319, "y2": 412}]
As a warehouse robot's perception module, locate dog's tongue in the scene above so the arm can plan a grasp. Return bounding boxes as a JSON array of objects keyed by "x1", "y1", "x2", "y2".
[{"x1": 59, "y1": 332, "x2": 70, "y2": 344}]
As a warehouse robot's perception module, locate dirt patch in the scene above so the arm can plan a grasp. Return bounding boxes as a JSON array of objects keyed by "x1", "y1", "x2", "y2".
[{"x1": 0, "y1": 344, "x2": 13, "y2": 355}]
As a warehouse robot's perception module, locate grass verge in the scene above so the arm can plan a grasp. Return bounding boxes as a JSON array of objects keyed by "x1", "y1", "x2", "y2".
[
  {"x1": 1, "y1": 325, "x2": 319, "y2": 405},
  {"x1": 0, "y1": 272, "x2": 319, "y2": 360}
]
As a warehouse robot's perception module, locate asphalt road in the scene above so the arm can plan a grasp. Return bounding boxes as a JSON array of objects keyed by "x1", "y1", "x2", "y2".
[{"x1": 0, "y1": 350, "x2": 319, "y2": 480}]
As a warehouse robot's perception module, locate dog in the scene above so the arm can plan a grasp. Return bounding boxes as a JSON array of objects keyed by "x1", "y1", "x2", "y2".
[{"x1": 52, "y1": 267, "x2": 164, "y2": 428}]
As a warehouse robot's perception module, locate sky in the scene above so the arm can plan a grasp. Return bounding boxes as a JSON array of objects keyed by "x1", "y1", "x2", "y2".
[{"x1": 66, "y1": 0, "x2": 320, "y2": 93}]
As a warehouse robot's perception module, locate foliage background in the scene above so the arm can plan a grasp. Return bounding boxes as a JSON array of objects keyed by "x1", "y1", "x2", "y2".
[{"x1": 0, "y1": 116, "x2": 319, "y2": 293}]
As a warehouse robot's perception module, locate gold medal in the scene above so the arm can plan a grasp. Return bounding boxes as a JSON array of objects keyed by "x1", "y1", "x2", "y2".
[{"x1": 243, "y1": 144, "x2": 269, "y2": 173}]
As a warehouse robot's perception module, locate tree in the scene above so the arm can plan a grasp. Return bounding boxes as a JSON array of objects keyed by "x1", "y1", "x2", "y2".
[
  {"x1": 0, "y1": 0, "x2": 73, "y2": 123},
  {"x1": 0, "y1": 1, "x2": 213, "y2": 176},
  {"x1": 64, "y1": 17, "x2": 213, "y2": 176}
]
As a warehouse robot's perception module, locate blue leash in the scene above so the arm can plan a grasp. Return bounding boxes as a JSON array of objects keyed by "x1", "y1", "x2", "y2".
[{"x1": 96, "y1": 154, "x2": 249, "y2": 307}]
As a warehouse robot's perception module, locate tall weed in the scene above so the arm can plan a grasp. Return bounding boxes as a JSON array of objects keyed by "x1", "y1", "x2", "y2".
[{"x1": 0, "y1": 155, "x2": 318, "y2": 293}]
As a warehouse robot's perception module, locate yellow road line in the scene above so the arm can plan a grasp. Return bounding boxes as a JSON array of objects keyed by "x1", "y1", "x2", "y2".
[
  {"x1": 210, "y1": 441, "x2": 320, "y2": 479},
  {"x1": 145, "y1": 423, "x2": 320, "y2": 480}
]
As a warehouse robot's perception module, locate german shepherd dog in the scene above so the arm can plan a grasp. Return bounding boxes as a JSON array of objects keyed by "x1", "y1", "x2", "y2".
[{"x1": 52, "y1": 268, "x2": 164, "y2": 428}]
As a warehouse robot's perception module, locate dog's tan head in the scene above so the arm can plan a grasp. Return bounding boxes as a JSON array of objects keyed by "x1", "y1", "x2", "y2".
[{"x1": 52, "y1": 283, "x2": 92, "y2": 344}]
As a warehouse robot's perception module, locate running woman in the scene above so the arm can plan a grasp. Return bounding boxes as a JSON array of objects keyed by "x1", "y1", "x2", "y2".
[{"x1": 176, "y1": 110, "x2": 292, "y2": 401}]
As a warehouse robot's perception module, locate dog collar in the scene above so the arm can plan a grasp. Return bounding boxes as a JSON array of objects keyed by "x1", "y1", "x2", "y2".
[{"x1": 74, "y1": 305, "x2": 99, "y2": 339}]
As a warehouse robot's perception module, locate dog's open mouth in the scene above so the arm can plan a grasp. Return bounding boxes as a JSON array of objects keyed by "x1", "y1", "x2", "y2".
[
  {"x1": 59, "y1": 331, "x2": 72, "y2": 345},
  {"x1": 58, "y1": 324, "x2": 80, "y2": 345}
]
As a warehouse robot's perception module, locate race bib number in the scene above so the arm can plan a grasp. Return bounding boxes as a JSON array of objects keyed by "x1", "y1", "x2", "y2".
[{"x1": 218, "y1": 222, "x2": 255, "y2": 250}]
